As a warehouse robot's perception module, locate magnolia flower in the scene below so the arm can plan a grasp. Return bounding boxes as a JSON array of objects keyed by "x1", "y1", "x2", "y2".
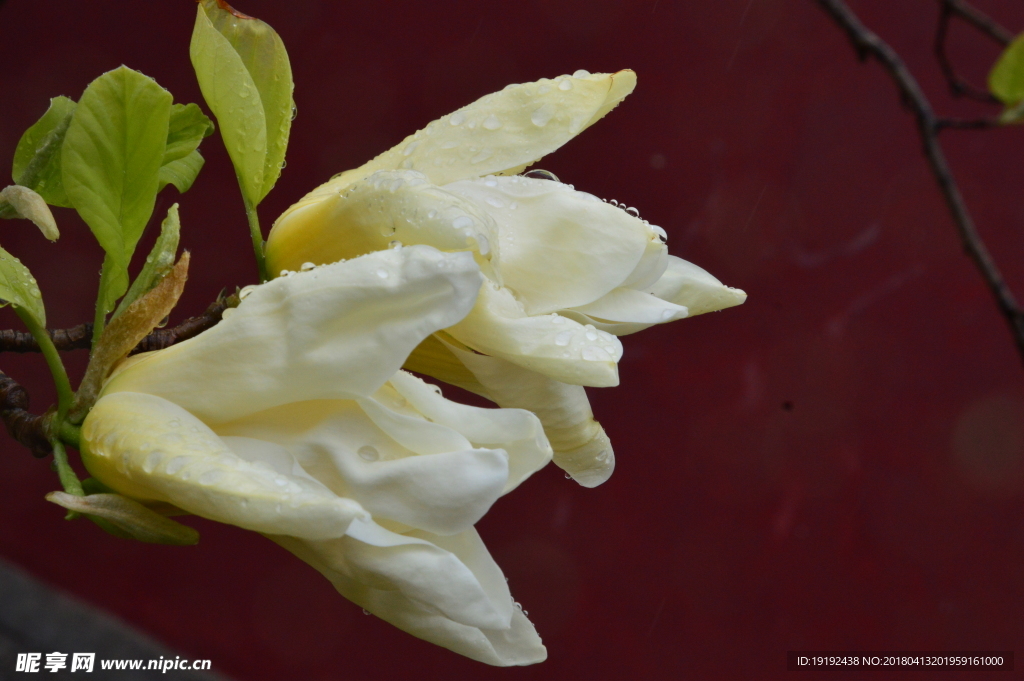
[
  {"x1": 79, "y1": 246, "x2": 553, "y2": 666},
  {"x1": 266, "y1": 70, "x2": 746, "y2": 486}
]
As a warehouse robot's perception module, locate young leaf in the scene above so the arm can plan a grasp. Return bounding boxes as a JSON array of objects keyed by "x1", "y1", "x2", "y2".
[
  {"x1": 0, "y1": 243, "x2": 45, "y2": 327},
  {"x1": 989, "y1": 32, "x2": 1024, "y2": 107},
  {"x1": 159, "y1": 103, "x2": 214, "y2": 193},
  {"x1": 190, "y1": 0, "x2": 293, "y2": 207},
  {"x1": 12, "y1": 96, "x2": 77, "y2": 207},
  {"x1": 61, "y1": 66, "x2": 172, "y2": 316},
  {"x1": 0, "y1": 185, "x2": 60, "y2": 240},
  {"x1": 112, "y1": 203, "x2": 181, "y2": 320},
  {"x1": 159, "y1": 150, "x2": 206, "y2": 194}
]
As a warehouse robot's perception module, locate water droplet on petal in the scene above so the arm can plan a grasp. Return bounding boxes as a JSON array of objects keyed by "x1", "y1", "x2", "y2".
[
  {"x1": 531, "y1": 104, "x2": 556, "y2": 127},
  {"x1": 165, "y1": 457, "x2": 187, "y2": 475},
  {"x1": 558, "y1": 79, "x2": 574, "y2": 91},
  {"x1": 573, "y1": 69, "x2": 591, "y2": 78},
  {"x1": 199, "y1": 469, "x2": 225, "y2": 485},
  {"x1": 555, "y1": 331, "x2": 574, "y2": 346},
  {"x1": 427, "y1": 209, "x2": 438, "y2": 219},
  {"x1": 586, "y1": 331, "x2": 598, "y2": 341},
  {"x1": 661, "y1": 309, "x2": 676, "y2": 320},
  {"x1": 626, "y1": 206, "x2": 640, "y2": 218},
  {"x1": 485, "y1": 196, "x2": 505, "y2": 208},
  {"x1": 402, "y1": 141, "x2": 420, "y2": 156},
  {"x1": 376, "y1": 269, "x2": 390, "y2": 279},
  {"x1": 470, "y1": 148, "x2": 493, "y2": 164},
  {"x1": 388, "y1": 240, "x2": 402, "y2": 249},
  {"x1": 239, "y1": 285, "x2": 257, "y2": 299},
  {"x1": 482, "y1": 114, "x2": 502, "y2": 130},
  {"x1": 523, "y1": 169, "x2": 560, "y2": 182},
  {"x1": 142, "y1": 451, "x2": 163, "y2": 474},
  {"x1": 358, "y1": 445, "x2": 380, "y2": 462},
  {"x1": 452, "y1": 216, "x2": 474, "y2": 230},
  {"x1": 449, "y1": 112, "x2": 466, "y2": 126},
  {"x1": 300, "y1": 262, "x2": 316, "y2": 271}
]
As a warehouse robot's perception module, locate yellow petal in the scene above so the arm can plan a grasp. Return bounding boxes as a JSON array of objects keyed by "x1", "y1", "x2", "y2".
[
  {"x1": 270, "y1": 70, "x2": 636, "y2": 233},
  {"x1": 81, "y1": 392, "x2": 365, "y2": 540}
]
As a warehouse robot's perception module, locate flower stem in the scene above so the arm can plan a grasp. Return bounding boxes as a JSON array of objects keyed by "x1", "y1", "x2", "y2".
[
  {"x1": 245, "y1": 200, "x2": 269, "y2": 283},
  {"x1": 51, "y1": 439, "x2": 84, "y2": 497},
  {"x1": 15, "y1": 308, "x2": 73, "y2": 422}
]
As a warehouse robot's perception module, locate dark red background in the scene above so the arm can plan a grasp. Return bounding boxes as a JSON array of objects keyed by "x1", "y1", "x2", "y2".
[{"x1": 2, "y1": 1, "x2": 1023, "y2": 679}]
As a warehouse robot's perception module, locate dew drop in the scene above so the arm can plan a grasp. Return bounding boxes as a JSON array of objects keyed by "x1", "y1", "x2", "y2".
[
  {"x1": 482, "y1": 114, "x2": 502, "y2": 130},
  {"x1": 573, "y1": 69, "x2": 591, "y2": 78},
  {"x1": 551, "y1": 315, "x2": 566, "y2": 324},
  {"x1": 290, "y1": 104, "x2": 298, "y2": 121},
  {"x1": 586, "y1": 331, "x2": 598, "y2": 341},
  {"x1": 402, "y1": 141, "x2": 420, "y2": 156},
  {"x1": 142, "y1": 451, "x2": 164, "y2": 474},
  {"x1": 523, "y1": 169, "x2": 560, "y2": 182},
  {"x1": 558, "y1": 79, "x2": 574, "y2": 91},
  {"x1": 168, "y1": 419, "x2": 181, "y2": 428},
  {"x1": 165, "y1": 457, "x2": 187, "y2": 475},
  {"x1": 538, "y1": 84, "x2": 551, "y2": 95},
  {"x1": 239, "y1": 285, "x2": 257, "y2": 299},
  {"x1": 651, "y1": 225, "x2": 668, "y2": 243},
  {"x1": 274, "y1": 475, "x2": 289, "y2": 487},
  {"x1": 485, "y1": 196, "x2": 505, "y2": 208},
  {"x1": 362, "y1": 608, "x2": 372, "y2": 616},
  {"x1": 509, "y1": 201, "x2": 518, "y2": 210},
  {"x1": 565, "y1": 472, "x2": 573, "y2": 479},
  {"x1": 199, "y1": 469, "x2": 225, "y2": 486},
  {"x1": 388, "y1": 240, "x2": 402, "y2": 249},
  {"x1": 484, "y1": 178, "x2": 498, "y2": 187},
  {"x1": 626, "y1": 206, "x2": 640, "y2": 218},
  {"x1": 452, "y1": 216, "x2": 474, "y2": 230},
  {"x1": 427, "y1": 209, "x2": 438, "y2": 219},
  {"x1": 554, "y1": 331, "x2": 574, "y2": 346},
  {"x1": 582, "y1": 346, "x2": 612, "y2": 361},
  {"x1": 376, "y1": 269, "x2": 390, "y2": 279},
  {"x1": 470, "y1": 148, "x2": 493, "y2": 164},
  {"x1": 449, "y1": 112, "x2": 466, "y2": 126},
  {"x1": 661, "y1": 308, "x2": 675, "y2": 320},
  {"x1": 476, "y1": 234, "x2": 491, "y2": 255},
  {"x1": 300, "y1": 262, "x2": 316, "y2": 271},
  {"x1": 357, "y1": 445, "x2": 380, "y2": 462},
  {"x1": 530, "y1": 104, "x2": 555, "y2": 127}
]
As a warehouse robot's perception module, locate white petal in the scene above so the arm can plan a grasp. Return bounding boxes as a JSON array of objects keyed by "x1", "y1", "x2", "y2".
[
  {"x1": 568, "y1": 287, "x2": 689, "y2": 333},
  {"x1": 445, "y1": 342, "x2": 615, "y2": 487},
  {"x1": 266, "y1": 170, "x2": 501, "y2": 283},
  {"x1": 273, "y1": 70, "x2": 636, "y2": 222},
  {"x1": 270, "y1": 525, "x2": 545, "y2": 666},
  {"x1": 102, "y1": 247, "x2": 482, "y2": 425},
  {"x1": 445, "y1": 176, "x2": 651, "y2": 315},
  {"x1": 649, "y1": 255, "x2": 747, "y2": 316},
  {"x1": 81, "y1": 393, "x2": 365, "y2": 540},
  {"x1": 388, "y1": 370, "x2": 552, "y2": 493},
  {"x1": 274, "y1": 520, "x2": 510, "y2": 628},
  {"x1": 216, "y1": 398, "x2": 509, "y2": 536},
  {"x1": 448, "y1": 283, "x2": 622, "y2": 387}
]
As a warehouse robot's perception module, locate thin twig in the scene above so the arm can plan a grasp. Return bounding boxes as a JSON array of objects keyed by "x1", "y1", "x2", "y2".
[
  {"x1": 0, "y1": 293, "x2": 239, "y2": 355},
  {"x1": 935, "y1": 0, "x2": 1011, "y2": 103},
  {"x1": 815, "y1": 0, "x2": 1024, "y2": 367}
]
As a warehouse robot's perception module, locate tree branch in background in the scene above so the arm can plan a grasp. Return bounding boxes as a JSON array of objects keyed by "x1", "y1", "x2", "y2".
[
  {"x1": 936, "y1": 0, "x2": 1011, "y2": 103},
  {"x1": 814, "y1": 0, "x2": 1024, "y2": 368}
]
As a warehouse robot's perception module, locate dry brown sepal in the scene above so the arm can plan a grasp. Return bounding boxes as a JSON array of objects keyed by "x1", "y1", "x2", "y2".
[
  {"x1": 70, "y1": 252, "x2": 190, "y2": 423},
  {"x1": 46, "y1": 491, "x2": 199, "y2": 545}
]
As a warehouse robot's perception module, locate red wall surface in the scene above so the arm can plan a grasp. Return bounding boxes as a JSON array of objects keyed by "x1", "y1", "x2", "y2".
[{"x1": 1, "y1": 1, "x2": 1023, "y2": 679}]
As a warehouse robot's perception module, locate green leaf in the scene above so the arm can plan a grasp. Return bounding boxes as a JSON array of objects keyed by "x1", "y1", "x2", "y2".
[
  {"x1": 159, "y1": 150, "x2": 206, "y2": 193},
  {"x1": 111, "y1": 203, "x2": 181, "y2": 320},
  {"x1": 990, "y1": 32, "x2": 1024, "y2": 106},
  {"x1": 12, "y1": 96, "x2": 77, "y2": 207},
  {"x1": 0, "y1": 243, "x2": 45, "y2": 327},
  {"x1": 159, "y1": 103, "x2": 214, "y2": 192},
  {"x1": 190, "y1": 0, "x2": 294, "y2": 207},
  {"x1": 164, "y1": 102, "x2": 215, "y2": 163},
  {"x1": 61, "y1": 66, "x2": 172, "y2": 315}
]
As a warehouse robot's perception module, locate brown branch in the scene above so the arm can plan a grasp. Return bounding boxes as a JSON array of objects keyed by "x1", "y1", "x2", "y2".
[
  {"x1": 815, "y1": 0, "x2": 1024, "y2": 368},
  {"x1": 128, "y1": 294, "x2": 238, "y2": 355},
  {"x1": 0, "y1": 292, "x2": 239, "y2": 355},
  {"x1": 935, "y1": 0, "x2": 1011, "y2": 103},
  {"x1": 0, "y1": 371, "x2": 51, "y2": 457}
]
